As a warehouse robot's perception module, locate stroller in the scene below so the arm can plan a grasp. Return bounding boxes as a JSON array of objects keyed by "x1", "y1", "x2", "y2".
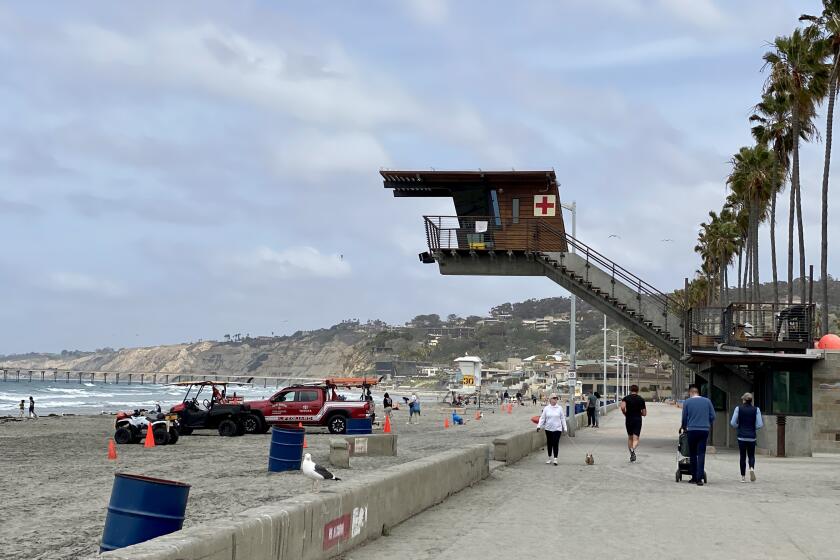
[{"x1": 675, "y1": 431, "x2": 707, "y2": 483}]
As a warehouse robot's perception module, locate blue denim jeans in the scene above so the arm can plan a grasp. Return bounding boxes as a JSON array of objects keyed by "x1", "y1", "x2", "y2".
[{"x1": 687, "y1": 430, "x2": 709, "y2": 481}]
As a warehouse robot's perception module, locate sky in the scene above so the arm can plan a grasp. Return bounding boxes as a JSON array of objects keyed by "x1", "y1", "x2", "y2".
[{"x1": 0, "y1": 0, "x2": 836, "y2": 353}]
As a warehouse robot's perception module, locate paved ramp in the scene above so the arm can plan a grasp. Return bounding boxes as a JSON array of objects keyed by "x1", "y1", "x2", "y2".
[{"x1": 345, "y1": 404, "x2": 840, "y2": 560}]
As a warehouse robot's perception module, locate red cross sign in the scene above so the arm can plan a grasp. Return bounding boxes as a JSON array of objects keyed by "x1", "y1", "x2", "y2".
[{"x1": 533, "y1": 195, "x2": 556, "y2": 217}]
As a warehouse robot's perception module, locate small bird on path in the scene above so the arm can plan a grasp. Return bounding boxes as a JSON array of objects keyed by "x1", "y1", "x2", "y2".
[{"x1": 302, "y1": 453, "x2": 341, "y2": 493}]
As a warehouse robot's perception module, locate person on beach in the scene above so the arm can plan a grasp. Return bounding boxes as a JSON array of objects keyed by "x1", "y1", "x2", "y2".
[
  {"x1": 408, "y1": 392, "x2": 420, "y2": 424},
  {"x1": 681, "y1": 385, "x2": 716, "y2": 486},
  {"x1": 503, "y1": 390, "x2": 510, "y2": 403},
  {"x1": 536, "y1": 393, "x2": 567, "y2": 465},
  {"x1": 19, "y1": 399, "x2": 25, "y2": 417},
  {"x1": 28, "y1": 396, "x2": 37, "y2": 419},
  {"x1": 383, "y1": 392, "x2": 393, "y2": 419},
  {"x1": 620, "y1": 385, "x2": 646, "y2": 462},
  {"x1": 730, "y1": 392, "x2": 763, "y2": 483},
  {"x1": 531, "y1": 393, "x2": 538, "y2": 406}
]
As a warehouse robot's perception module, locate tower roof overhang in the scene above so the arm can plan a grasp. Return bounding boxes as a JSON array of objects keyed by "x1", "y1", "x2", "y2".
[{"x1": 381, "y1": 169, "x2": 558, "y2": 197}]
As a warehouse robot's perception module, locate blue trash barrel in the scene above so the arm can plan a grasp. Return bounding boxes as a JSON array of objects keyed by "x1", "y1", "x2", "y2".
[
  {"x1": 100, "y1": 473, "x2": 190, "y2": 552},
  {"x1": 268, "y1": 425, "x2": 305, "y2": 472},
  {"x1": 346, "y1": 417, "x2": 373, "y2": 434}
]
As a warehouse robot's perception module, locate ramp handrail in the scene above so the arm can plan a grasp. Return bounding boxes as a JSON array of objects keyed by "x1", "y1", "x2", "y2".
[{"x1": 423, "y1": 215, "x2": 680, "y2": 325}]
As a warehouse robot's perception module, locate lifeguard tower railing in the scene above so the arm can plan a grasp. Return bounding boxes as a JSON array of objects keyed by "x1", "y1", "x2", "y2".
[
  {"x1": 687, "y1": 302, "x2": 815, "y2": 353},
  {"x1": 423, "y1": 215, "x2": 679, "y2": 338}
]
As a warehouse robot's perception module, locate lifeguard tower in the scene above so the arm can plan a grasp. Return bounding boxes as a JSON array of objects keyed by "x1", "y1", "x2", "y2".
[{"x1": 384, "y1": 169, "x2": 832, "y2": 456}]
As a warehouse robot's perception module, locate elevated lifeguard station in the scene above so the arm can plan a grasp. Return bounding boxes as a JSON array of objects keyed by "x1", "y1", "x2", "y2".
[
  {"x1": 383, "y1": 169, "x2": 685, "y2": 364},
  {"x1": 384, "y1": 169, "x2": 831, "y2": 456}
]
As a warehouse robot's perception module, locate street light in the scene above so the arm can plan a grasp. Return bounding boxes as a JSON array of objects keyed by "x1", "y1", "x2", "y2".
[
  {"x1": 562, "y1": 201, "x2": 577, "y2": 437},
  {"x1": 602, "y1": 319, "x2": 618, "y2": 409},
  {"x1": 611, "y1": 344, "x2": 625, "y2": 400}
]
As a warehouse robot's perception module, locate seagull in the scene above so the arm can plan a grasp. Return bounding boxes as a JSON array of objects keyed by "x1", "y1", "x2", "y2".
[
  {"x1": 661, "y1": 238, "x2": 674, "y2": 242},
  {"x1": 302, "y1": 453, "x2": 341, "y2": 493},
  {"x1": 608, "y1": 234, "x2": 621, "y2": 239}
]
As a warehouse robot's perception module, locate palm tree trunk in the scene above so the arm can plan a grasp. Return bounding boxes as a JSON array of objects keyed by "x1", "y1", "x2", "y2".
[
  {"x1": 789, "y1": 103, "x2": 799, "y2": 306},
  {"x1": 744, "y1": 237, "x2": 752, "y2": 302},
  {"x1": 738, "y1": 247, "x2": 743, "y2": 302},
  {"x1": 771, "y1": 189, "x2": 779, "y2": 306},
  {"x1": 793, "y1": 102, "x2": 807, "y2": 305},
  {"x1": 820, "y1": 57, "x2": 838, "y2": 333},
  {"x1": 753, "y1": 195, "x2": 761, "y2": 303}
]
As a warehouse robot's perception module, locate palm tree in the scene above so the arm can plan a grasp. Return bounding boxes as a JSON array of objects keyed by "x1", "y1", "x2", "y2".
[
  {"x1": 802, "y1": 2, "x2": 840, "y2": 332},
  {"x1": 764, "y1": 28, "x2": 830, "y2": 305},
  {"x1": 727, "y1": 145, "x2": 783, "y2": 303}
]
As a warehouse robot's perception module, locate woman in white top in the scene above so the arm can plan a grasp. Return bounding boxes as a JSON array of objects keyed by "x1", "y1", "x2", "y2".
[{"x1": 537, "y1": 393, "x2": 568, "y2": 465}]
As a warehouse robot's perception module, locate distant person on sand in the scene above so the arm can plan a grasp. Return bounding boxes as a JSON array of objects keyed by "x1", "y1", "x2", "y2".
[
  {"x1": 536, "y1": 393, "x2": 567, "y2": 465},
  {"x1": 531, "y1": 393, "x2": 537, "y2": 406},
  {"x1": 620, "y1": 385, "x2": 646, "y2": 462},
  {"x1": 28, "y1": 396, "x2": 37, "y2": 419},
  {"x1": 730, "y1": 392, "x2": 763, "y2": 483},
  {"x1": 408, "y1": 392, "x2": 420, "y2": 424},
  {"x1": 19, "y1": 399, "x2": 25, "y2": 418},
  {"x1": 503, "y1": 390, "x2": 510, "y2": 403},
  {"x1": 383, "y1": 392, "x2": 393, "y2": 419}
]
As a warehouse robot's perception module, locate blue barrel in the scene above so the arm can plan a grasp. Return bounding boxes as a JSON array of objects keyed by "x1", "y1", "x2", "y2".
[
  {"x1": 346, "y1": 417, "x2": 373, "y2": 434},
  {"x1": 268, "y1": 426, "x2": 304, "y2": 472},
  {"x1": 100, "y1": 473, "x2": 190, "y2": 552}
]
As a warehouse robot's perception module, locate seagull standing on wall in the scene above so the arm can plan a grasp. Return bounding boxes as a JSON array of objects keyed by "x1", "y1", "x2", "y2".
[{"x1": 302, "y1": 453, "x2": 341, "y2": 493}]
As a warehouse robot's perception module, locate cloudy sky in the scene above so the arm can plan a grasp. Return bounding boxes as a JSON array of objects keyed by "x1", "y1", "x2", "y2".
[{"x1": 0, "y1": 0, "x2": 835, "y2": 353}]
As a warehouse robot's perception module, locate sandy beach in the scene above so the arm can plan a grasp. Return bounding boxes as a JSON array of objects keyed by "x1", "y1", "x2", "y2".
[{"x1": 0, "y1": 402, "x2": 542, "y2": 559}]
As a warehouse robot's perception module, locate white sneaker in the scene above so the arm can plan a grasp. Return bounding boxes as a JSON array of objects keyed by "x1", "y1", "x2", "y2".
[
  {"x1": 546, "y1": 459, "x2": 552, "y2": 464},
  {"x1": 750, "y1": 469, "x2": 756, "y2": 482},
  {"x1": 740, "y1": 477, "x2": 747, "y2": 483},
  {"x1": 552, "y1": 459, "x2": 558, "y2": 465}
]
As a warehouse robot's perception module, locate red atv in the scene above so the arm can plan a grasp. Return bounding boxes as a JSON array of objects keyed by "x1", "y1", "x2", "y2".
[{"x1": 169, "y1": 381, "x2": 263, "y2": 436}]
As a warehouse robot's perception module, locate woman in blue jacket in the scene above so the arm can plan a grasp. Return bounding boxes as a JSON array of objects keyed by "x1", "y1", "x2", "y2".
[{"x1": 730, "y1": 392, "x2": 764, "y2": 483}]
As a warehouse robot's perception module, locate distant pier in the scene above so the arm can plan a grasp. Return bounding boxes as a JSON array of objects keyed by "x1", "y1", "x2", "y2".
[{"x1": 0, "y1": 368, "x2": 299, "y2": 387}]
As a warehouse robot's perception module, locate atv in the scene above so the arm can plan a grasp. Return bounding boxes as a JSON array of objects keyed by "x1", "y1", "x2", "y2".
[
  {"x1": 114, "y1": 409, "x2": 180, "y2": 445},
  {"x1": 168, "y1": 381, "x2": 258, "y2": 437}
]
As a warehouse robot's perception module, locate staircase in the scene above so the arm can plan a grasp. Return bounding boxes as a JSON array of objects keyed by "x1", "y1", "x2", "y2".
[
  {"x1": 537, "y1": 251, "x2": 684, "y2": 361},
  {"x1": 422, "y1": 216, "x2": 686, "y2": 362}
]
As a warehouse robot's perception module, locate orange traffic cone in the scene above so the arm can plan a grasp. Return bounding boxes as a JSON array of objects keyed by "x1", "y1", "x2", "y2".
[
  {"x1": 383, "y1": 415, "x2": 392, "y2": 433},
  {"x1": 107, "y1": 438, "x2": 117, "y2": 460},
  {"x1": 507, "y1": 404, "x2": 513, "y2": 414},
  {"x1": 299, "y1": 422, "x2": 307, "y2": 448},
  {"x1": 444, "y1": 418, "x2": 450, "y2": 429},
  {"x1": 143, "y1": 426, "x2": 156, "y2": 448}
]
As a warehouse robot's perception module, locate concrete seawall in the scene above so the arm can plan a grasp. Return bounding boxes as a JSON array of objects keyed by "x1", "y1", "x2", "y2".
[{"x1": 97, "y1": 444, "x2": 490, "y2": 560}]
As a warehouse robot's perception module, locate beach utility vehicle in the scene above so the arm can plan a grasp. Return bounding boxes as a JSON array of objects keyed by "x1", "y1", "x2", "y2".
[
  {"x1": 114, "y1": 409, "x2": 180, "y2": 445},
  {"x1": 168, "y1": 381, "x2": 258, "y2": 437},
  {"x1": 245, "y1": 377, "x2": 379, "y2": 434}
]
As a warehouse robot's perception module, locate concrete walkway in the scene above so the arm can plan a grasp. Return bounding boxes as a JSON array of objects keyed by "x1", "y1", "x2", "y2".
[{"x1": 345, "y1": 403, "x2": 840, "y2": 560}]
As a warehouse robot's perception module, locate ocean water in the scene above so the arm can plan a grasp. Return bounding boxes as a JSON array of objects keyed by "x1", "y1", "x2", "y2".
[{"x1": 0, "y1": 380, "x2": 437, "y2": 415}]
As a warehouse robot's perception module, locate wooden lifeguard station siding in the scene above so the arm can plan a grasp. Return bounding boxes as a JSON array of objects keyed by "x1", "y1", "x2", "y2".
[{"x1": 382, "y1": 170, "x2": 568, "y2": 252}]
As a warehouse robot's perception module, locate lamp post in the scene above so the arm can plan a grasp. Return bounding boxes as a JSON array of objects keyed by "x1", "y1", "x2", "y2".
[
  {"x1": 611, "y1": 344, "x2": 624, "y2": 400},
  {"x1": 562, "y1": 201, "x2": 577, "y2": 437},
  {"x1": 602, "y1": 319, "x2": 618, "y2": 411}
]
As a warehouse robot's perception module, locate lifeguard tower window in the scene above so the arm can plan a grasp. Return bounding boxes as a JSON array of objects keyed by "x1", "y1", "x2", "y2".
[
  {"x1": 771, "y1": 370, "x2": 811, "y2": 415},
  {"x1": 512, "y1": 198, "x2": 520, "y2": 224}
]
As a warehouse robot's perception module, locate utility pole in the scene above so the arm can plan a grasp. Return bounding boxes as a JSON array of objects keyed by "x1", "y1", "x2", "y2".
[{"x1": 562, "y1": 201, "x2": 577, "y2": 437}]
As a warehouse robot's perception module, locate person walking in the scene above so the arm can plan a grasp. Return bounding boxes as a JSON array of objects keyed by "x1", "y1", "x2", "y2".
[
  {"x1": 531, "y1": 393, "x2": 538, "y2": 406},
  {"x1": 383, "y1": 392, "x2": 393, "y2": 419},
  {"x1": 680, "y1": 385, "x2": 716, "y2": 486},
  {"x1": 586, "y1": 392, "x2": 598, "y2": 427},
  {"x1": 730, "y1": 392, "x2": 763, "y2": 483},
  {"x1": 620, "y1": 385, "x2": 646, "y2": 462},
  {"x1": 407, "y1": 392, "x2": 420, "y2": 425},
  {"x1": 536, "y1": 393, "x2": 567, "y2": 465},
  {"x1": 18, "y1": 399, "x2": 25, "y2": 418},
  {"x1": 28, "y1": 396, "x2": 37, "y2": 419}
]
